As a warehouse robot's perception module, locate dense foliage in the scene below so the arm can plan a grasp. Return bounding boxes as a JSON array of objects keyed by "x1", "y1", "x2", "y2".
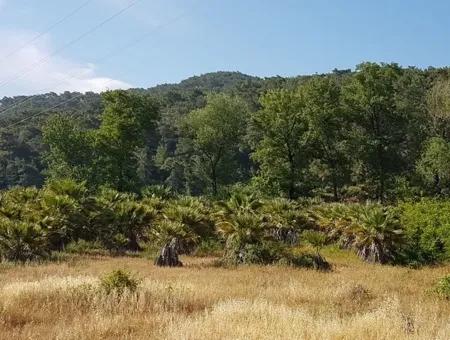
[
  {"x1": 1, "y1": 63, "x2": 450, "y2": 266},
  {"x1": 0, "y1": 64, "x2": 448, "y2": 199}
]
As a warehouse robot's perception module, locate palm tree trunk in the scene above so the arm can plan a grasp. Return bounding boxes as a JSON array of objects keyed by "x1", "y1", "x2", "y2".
[{"x1": 154, "y1": 238, "x2": 183, "y2": 267}]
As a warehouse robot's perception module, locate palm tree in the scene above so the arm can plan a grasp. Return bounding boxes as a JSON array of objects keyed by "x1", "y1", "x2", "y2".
[
  {"x1": 94, "y1": 189, "x2": 156, "y2": 252},
  {"x1": 312, "y1": 203, "x2": 404, "y2": 264},
  {"x1": 350, "y1": 204, "x2": 404, "y2": 264},
  {"x1": 216, "y1": 212, "x2": 266, "y2": 263},
  {"x1": 302, "y1": 230, "x2": 330, "y2": 270},
  {"x1": 151, "y1": 220, "x2": 198, "y2": 267},
  {"x1": 150, "y1": 196, "x2": 213, "y2": 266},
  {"x1": 0, "y1": 220, "x2": 48, "y2": 262},
  {"x1": 260, "y1": 198, "x2": 307, "y2": 245},
  {"x1": 215, "y1": 192, "x2": 262, "y2": 220}
]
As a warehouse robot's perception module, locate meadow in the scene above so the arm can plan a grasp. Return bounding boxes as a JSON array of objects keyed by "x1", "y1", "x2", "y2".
[{"x1": 0, "y1": 251, "x2": 448, "y2": 340}]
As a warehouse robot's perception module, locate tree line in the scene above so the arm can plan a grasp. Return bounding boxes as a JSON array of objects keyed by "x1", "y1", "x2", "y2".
[{"x1": 33, "y1": 62, "x2": 450, "y2": 201}]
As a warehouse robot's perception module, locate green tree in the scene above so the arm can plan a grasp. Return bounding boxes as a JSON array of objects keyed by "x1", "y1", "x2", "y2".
[
  {"x1": 342, "y1": 63, "x2": 406, "y2": 200},
  {"x1": 302, "y1": 76, "x2": 350, "y2": 200},
  {"x1": 417, "y1": 137, "x2": 450, "y2": 194},
  {"x1": 180, "y1": 94, "x2": 248, "y2": 195},
  {"x1": 249, "y1": 89, "x2": 308, "y2": 198},
  {"x1": 94, "y1": 90, "x2": 159, "y2": 192},
  {"x1": 427, "y1": 78, "x2": 450, "y2": 139},
  {"x1": 42, "y1": 115, "x2": 94, "y2": 183}
]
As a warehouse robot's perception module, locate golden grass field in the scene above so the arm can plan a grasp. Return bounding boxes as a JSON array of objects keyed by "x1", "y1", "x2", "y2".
[{"x1": 0, "y1": 249, "x2": 448, "y2": 340}]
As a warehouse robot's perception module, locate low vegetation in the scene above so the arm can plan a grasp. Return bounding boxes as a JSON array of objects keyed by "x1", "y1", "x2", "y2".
[
  {"x1": 1, "y1": 180, "x2": 449, "y2": 268},
  {"x1": 0, "y1": 255, "x2": 448, "y2": 339}
]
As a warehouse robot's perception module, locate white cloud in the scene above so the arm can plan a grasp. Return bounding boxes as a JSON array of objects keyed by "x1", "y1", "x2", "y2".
[{"x1": 0, "y1": 29, "x2": 132, "y2": 97}]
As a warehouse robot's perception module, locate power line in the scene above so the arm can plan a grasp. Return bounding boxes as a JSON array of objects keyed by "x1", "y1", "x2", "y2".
[
  {"x1": 0, "y1": 0, "x2": 141, "y2": 91},
  {"x1": 0, "y1": 5, "x2": 197, "y2": 121},
  {"x1": 3, "y1": 90, "x2": 96, "y2": 129},
  {"x1": 0, "y1": 1, "x2": 202, "y2": 129},
  {"x1": 0, "y1": 0, "x2": 94, "y2": 65}
]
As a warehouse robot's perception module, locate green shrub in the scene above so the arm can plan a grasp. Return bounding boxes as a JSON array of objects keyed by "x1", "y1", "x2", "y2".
[
  {"x1": 237, "y1": 241, "x2": 284, "y2": 265},
  {"x1": 192, "y1": 239, "x2": 223, "y2": 257},
  {"x1": 0, "y1": 220, "x2": 49, "y2": 262},
  {"x1": 433, "y1": 275, "x2": 450, "y2": 299},
  {"x1": 311, "y1": 203, "x2": 405, "y2": 264},
  {"x1": 399, "y1": 199, "x2": 450, "y2": 263},
  {"x1": 302, "y1": 230, "x2": 327, "y2": 253},
  {"x1": 302, "y1": 230, "x2": 331, "y2": 270},
  {"x1": 100, "y1": 269, "x2": 140, "y2": 295}
]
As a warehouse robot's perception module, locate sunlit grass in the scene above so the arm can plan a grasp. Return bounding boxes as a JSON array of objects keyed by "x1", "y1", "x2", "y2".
[{"x1": 0, "y1": 254, "x2": 448, "y2": 339}]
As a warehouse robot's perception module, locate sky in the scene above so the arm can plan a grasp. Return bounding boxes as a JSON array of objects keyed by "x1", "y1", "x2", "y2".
[{"x1": 0, "y1": 0, "x2": 449, "y2": 97}]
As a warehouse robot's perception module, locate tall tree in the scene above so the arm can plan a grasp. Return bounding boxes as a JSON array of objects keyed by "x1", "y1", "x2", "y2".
[
  {"x1": 180, "y1": 94, "x2": 248, "y2": 195},
  {"x1": 42, "y1": 115, "x2": 94, "y2": 183},
  {"x1": 94, "y1": 90, "x2": 159, "y2": 192},
  {"x1": 342, "y1": 62, "x2": 406, "y2": 200},
  {"x1": 302, "y1": 76, "x2": 350, "y2": 200},
  {"x1": 249, "y1": 89, "x2": 309, "y2": 198}
]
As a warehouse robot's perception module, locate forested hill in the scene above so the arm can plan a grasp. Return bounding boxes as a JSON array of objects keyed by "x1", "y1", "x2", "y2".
[
  {"x1": 0, "y1": 70, "x2": 301, "y2": 189},
  {"x1": 1, "y1": 63, "x2": 450, "y2": 200},
  {"x1": 0, "y1": 71, "x2": 260, "y2": 120}
]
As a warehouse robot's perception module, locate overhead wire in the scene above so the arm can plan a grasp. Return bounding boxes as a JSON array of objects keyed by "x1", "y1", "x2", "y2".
[
  {"x1": 0, "y1": 0, "x2": 141, "y2": 91},
  {"x1": 0, "y1": 0, "x2": 94, "y2": 64},
  {"x1": 0, "y1": 1, "x2": 201, "y2": 129}
]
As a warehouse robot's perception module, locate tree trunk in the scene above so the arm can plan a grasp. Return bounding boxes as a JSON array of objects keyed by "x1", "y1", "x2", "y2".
[
  {"x1": 154, "y1": 238, "x2": 183, "y2": 267},
  {"x1": 434, "y1": 173, "x2": 441, "y2": 195},
  {"x1": 127, "y1": 232, "x2": 142, "y2": 252}
]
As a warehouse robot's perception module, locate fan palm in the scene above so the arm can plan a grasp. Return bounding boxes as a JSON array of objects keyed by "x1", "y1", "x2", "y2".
[
  {"x1": 0, "y1": 220, "x2": 48, "y2": 262},
  {"x1": 151, "y1": 219, "x2": 199, "y2": 266},
  {"x1": 260, "y1": 198, "x2": 307, "y2": 244},
  {"x1": 350, "y1": 204, "x2": 404, "y2": 263},
  {"x1": 215, "y1": 192, "x2": 262, "y2": 220}
]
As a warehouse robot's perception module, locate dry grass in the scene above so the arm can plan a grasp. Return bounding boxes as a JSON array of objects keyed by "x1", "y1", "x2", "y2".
[{"x1": 0, "y1": 250, "x2": 448, "y2": 340}]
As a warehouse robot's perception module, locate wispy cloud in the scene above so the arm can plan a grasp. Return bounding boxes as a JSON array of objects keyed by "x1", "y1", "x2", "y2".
[{"x1": 0, "y1": 29, "x2": 132, "y2": 97}]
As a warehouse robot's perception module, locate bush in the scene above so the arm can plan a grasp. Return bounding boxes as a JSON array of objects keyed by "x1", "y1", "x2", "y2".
[
  {"x1": 433, "y1": 275, "x2": 450, "y2": 299},
  {"x1": 237, "y1": 241, "x2": 285, "y2": 265},
  {"x1": 311, "y1": 203, "x2": 405, "y2": 264},
  {"x1": 399, "y1": 199, "x2": 450, "y2": 263},
  {"x1": 100, "y1": 269, "x2": 140, "y2": 295},
  {"x1": 302, "y1": 230, "x2": 327, "y2": 253},
  {"x1": 192, "y1": 239, "x2": 223, "y2": 257},
  {"x1": 0, "y1": 220, "x2": 49, "y2": 262}
]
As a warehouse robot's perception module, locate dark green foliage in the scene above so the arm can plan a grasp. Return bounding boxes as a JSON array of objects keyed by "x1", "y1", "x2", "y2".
[
  {"x1": 43, "y1": 90, "x2": 159, "y2": 192},
  {"x1": 311, "y1": 203, "x2": 405, "y2": 264},
  {"x1": 178, "y1": 94, "x2": 249, "y2": 195},
  {"x1": 3, "y1": 65, "x2": 450, "y2": 267},
  {"x1": 0, "y1": 65, "x2": 443, "y2": 200},
  {"x1": 342, "y1": 63, "x2": 410, "y2": 200},
  {"x1": 0, "y1": 220, "x2": 48, "y2": 262},
  {"x1": 249, "y1": 89, "x2": 308, "y2": 198}
]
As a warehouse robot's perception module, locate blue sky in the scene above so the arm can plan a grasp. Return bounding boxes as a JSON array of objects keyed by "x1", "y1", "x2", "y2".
[{"x1": 0, "y1": 0, "x2": 449, "y2": 96}]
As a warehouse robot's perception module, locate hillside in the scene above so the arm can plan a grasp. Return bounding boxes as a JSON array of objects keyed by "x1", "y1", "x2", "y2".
[{"x1": 0, "y1": 70, "x2": 304, "y2": 189}]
